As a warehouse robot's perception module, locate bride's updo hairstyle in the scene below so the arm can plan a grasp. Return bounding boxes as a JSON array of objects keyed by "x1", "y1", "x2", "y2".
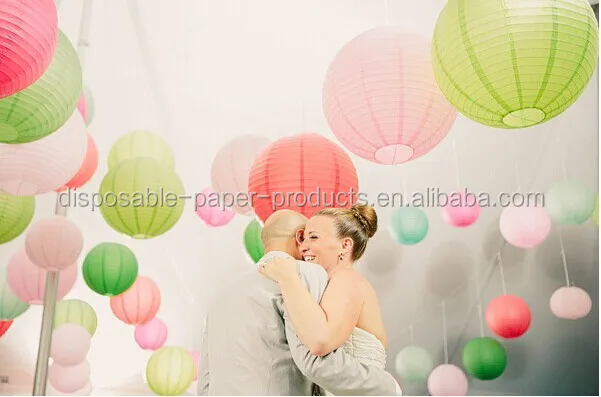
[{"x1": 314, "y1": 204, "x2": 378, "y2": 260}]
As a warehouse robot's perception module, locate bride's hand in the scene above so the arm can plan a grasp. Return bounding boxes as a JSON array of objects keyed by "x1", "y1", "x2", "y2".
[{"x1": 258, "y1": 256, "x2": 298, "y2": 283}]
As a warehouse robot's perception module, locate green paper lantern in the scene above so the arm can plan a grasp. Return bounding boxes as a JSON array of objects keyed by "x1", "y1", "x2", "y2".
[
  {"x1": 389, "y1": 207, "x2": 429, "y2": 245},
  {"x1": 394, "y1": 345, "x2": 434, "y2": 382},
  {"x1": 99, "y1": 158, "x2": 185, "y2": 239},
  {"x1": 0, "y1": 266, "x2": 30, "y2": 320},
  {"x1": 432, "y1": 0, "x2": 599, "y2": 129},
  {"x1": 591, "y1": 194, "x2": 598, "y2": 227},
  {"x1": 54, "y1": 299, "x2": 98, "y2": 336},
  {"x1": 0, "y1": 30, "x2": 82, "y2": 143},
  {"x1": 244, "y1": 219, "x2": 264, "y2": 263},
  {"x1": 545, "y1": 180, "x2": 596, "y2": 225},
  {"x1": 146, "y1": 346, "x2": 195, "y2": 396},
  {"x1": 82, "y1": 243, "x2": 139, "y2": 296},
  {"x1": 462, "y1": 337, "x2": 507, "y2": 380},
  {"x1": 108, "y1": 131, "x2": 175, "y2": 170},
  {"x1": 0, "y1": 192, "x2": 35, "y2": 245}
]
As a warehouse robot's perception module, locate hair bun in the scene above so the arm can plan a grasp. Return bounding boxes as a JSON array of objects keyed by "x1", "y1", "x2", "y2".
[{"x1": 349, "y1": 205, "x2": 378, "y2": 238}]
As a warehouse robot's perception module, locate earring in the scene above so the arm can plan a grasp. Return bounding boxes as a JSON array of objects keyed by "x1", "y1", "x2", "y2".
[{"x1": 338, "y1": 253, "x2": 344, "y2": 262}]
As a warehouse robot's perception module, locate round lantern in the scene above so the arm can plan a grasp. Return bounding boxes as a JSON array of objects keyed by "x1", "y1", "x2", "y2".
[
  {"x1": 50, "y1": 323, "x2": 91, "y2": 366},
  {"x1": 134, "y1": 317, "x2": 168, "y2": 350},
  {"x1": 54, "y1": 299, "x2": 98, "y2": 336},
  {"x1": 25, "y1": 216, "x2": 83, "y2": 271},
  {"x1": 0, "y1": 267, "x2": 29, "y2": 320},
  {"x1": 248, "y1": 133, "x2": 359, "y2": 223},
  {"x1": 499, "y1": 205, "x2": 551, "y2": 248},
  {"x1": 0, "y1": 319, "x2": 12, "y2": 338},
  {"x1": 442, "y1": 191, "x2": 480, "y2": 227},
  {"x1": 0, "y1": 30, "x2": 82, "y2": 143},
  {"x1": 190, "y1": 351, "x2": 200, "y2": 380},
  {"x1": 211, "y1": 134, "x2": 271, "y2": 214},
  {"x1": 107, "y1": 131, "x2": 175, "y2": 170},
  {"x1": 48, "y1": 381, "x2": 92, "y2": 396},
  {"x1": 427, "y1": 364, "x2": 469, "y2": 396},
  {"x1": 244, "y1": 219, "x2": 264, "y2": 263},
  {"x1": 110, "y1": 276, "x2": 161, "y2": 325},
  {"x1": 432, "y1": 0, "x2": 599, "y2": 129},
  {"x1": 146, "y1": 346, "x2": 196, "y2": 396},
  {"x1": 323, "y1": 27, "x2": 457, "y2": 164},
  {"x1": 195, "y1": 187, "x2": 236, "y2": 227},
  {"x1": 394, "y1": 345, "x2": 434, "y2": 382},
  {"x1": 0, "y1": 192, "x2": 35, "y2": 244},
  {"x1": 48, "y1": 360, "x2": 90, "y2": 393},
  {"x1": 550, "y1": 286, "x2": 592, "y2": 320},
  {"x1": 0, "y1": 0, "x2": 58, "y2": 99},
  {"x1": 56, "y1": 133, "x2": 98, "y2": 192},
  {"x1": 592, "y1": 194, "x2": 599, "y2": 226},
  {"x1": 462, "y1": 337, "x2": 507, "y2": 380},
  {"x1": 99, "y1": 158, "x2": 185, "y2": 239},
  {"x1": 0, "y1": 109, "x2": 87, "y2": 196},
  {"x1": 545, "y1": 180, "x2": 596, "y2": 225},
  {"x1": 389, "y1": 207, "x2": 429, "y2": 245},
  {"x1": 82, "y1": 242, "x2": 138, "y2": 296},
  {"x1": 6, "y1": 248, "x2": 77, "y2": 304},
  {"x1": 485, "y1": 294, "x2": 531, "y2": 339}
]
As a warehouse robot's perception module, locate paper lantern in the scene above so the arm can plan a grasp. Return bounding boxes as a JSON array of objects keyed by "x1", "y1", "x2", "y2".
[
  {"x1": 76, "y1": 92, "x2": 87, "y2": 124},
  {"x1": 248, "y1": 133, "x2": 359, "y2": 223},
  {"x1": 50, "y1": 323, "x2": 91, "y2": 366},
  {"x1": 394, "y1": 345, "x2": 434, "y2": 382},
  {"x1": 427, "y1": 364, "x2": 469, "y2": 396},
  {"x1": 56, "y1": 133, "x2": 98, "y2": 192},
  {"x1": 389, "y1": 207, "x2": 429, "y2": 245},
  {"x1": 432, "y1": 0, "x2": 599, "y2": 129},
  {"x1": 107, "y1": 131, "x2": 174, "y2": 169},
  {"x1": 99, "y1": 158, "x2": 185, "y2": 239},
  {"x1": 499, "y1": 205, "x2": 551, "y2": 248},
  {"x1": 54, "y1": 299, "x2": 97, "y2": 336},
  {"x1": 485, "y1": 294, "x2": 531, "y2": 339},
  {"x1": 0, "y1": 319, "x2": 12, "y2": 338},
  {"x1": 0, "y1": 192, "x2": 35, "y2": 244},
  {"x1": 592, "y1": 194, "x2": 599, "y2": 226},
  {"x1": 110, "y1": 276, "x2": 161, "y2": 325},
  {"x1": 195, "y1": 187, "x2": 235, "y2": 227},
  {"x1": 0, "y1": 0, "x2": 58, "y2": 99},
  {"x1": 211, "y1": 135, "x2": 271, "y2": 215},
  {"x1": 323, "y1": 27, "x2": 457, "y2": 164},
  {"x1": 48, "y1": 382, "x2": 92, "y2": 396},
  {"x1": 146, "y1": 346, "x2": 195, "y2": 396},
  {"x1": 82, "y1": 242, "x2": 138, "y2": 296},
  {"x1": 134, "y1": 317, "x2": 168, "y2": 350},
  {"x1": 545, "y1": 180, "x2": 596, "y2": 225},
  {"x1": 48, "y1": 360, "x2": 90, "y2": 393},
  {"x1": 244, "y1": 219, "x2": 264, "y2": 263},
  {"x1": 190, "y1": 351, "x2": 200, "y2": 380},
  {"x1": 462, "y1": 337, "x2": 507, "y2": 380},
  {"x1": 0, "y1": 30, "x2": 82, "y2": 143},
  {"x1": 550, "y1": 286, "x2": 592, "y2": 320},
  {"x1": 442, "y1": 191, "x2": 480, "y2": 227},
  {"x1": 25, "y1": 216, "x2": 83, "y2": 271},
  {"x1": 0, "y1": 109, "x2": 87, "y2": 196},
  {"x1": 0, "y1": 266, "x2": 29, "y2": 320},
  {"x1": 6, "y1": 248, "x2": 77, "y2": 304}
]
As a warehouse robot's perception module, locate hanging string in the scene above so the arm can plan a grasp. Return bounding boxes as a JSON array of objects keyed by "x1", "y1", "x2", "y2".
[
  {"x1": 384, "y1": 0, "x2": 389, "y2": 24},
  {"x1": 441, "y1": 300, "x2": 449, "y2": 364},
  {"x1": 473, "y1": 261, "x2": 486, "y2": 338},
  {"x1": 401, "y1": 169, "x2": 409, "y2": 205},
  {"x1": 452, "y1": 138, "x2": 462, "y2": 190},
  {"x1": 509, "y1": 137, "x2": 523, "y2": 193},
  {"x1": 555, "y1": 130, "x2": 569, "y2": 181},
  {"x1": 497, "y1": 252, "x2": 508, "y2": 295},
  {"x1": 409, "y1": 324, "x2": 415, "y2": 344},
  {"x1": 558, "y1": 228, "x2": 571, "y2": 286}
]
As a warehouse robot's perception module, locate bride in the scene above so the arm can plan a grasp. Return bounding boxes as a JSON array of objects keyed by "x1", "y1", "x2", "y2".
[{"x1": 260, "y1": 204, "x2": 399, "y2": 395}]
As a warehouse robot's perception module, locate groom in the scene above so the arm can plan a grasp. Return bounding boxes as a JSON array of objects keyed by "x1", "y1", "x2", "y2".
[{"x1": 197, "y1": 209, "x2": 401, "y2": 395}]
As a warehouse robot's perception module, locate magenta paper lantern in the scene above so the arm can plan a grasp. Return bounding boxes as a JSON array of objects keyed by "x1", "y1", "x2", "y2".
[
  {"x1": 50, "y1": 323, "x2": 91, "y2": 366},
  {"x1": 323, "y1": 26, "x2": 457, "y2": 165},
  {"x1": 25, "y1": 216, "x2": 84, "y2": 272},
  {"x1": 499, "y1": 205, "x2": 551, "y2": 248},
  {"x1": 48, "y1": 360, "x2": 90, "y2": 393},
  {"x1": 427, "y1": 364, "x2": 469, "y2": 396},
  {"x1": 211, "y1": 135, "x2": 271, "y2": 215},
  {"x1": 0, "y1": 0, "x2": 58, "y2": 99},
  {"x1": 550, "y1": 286, "x2": 592, "y2": 320},
  {"x1": 196, "y1": 187, "x2": 236, "y2": 227},
  {"x1": 110, "y1": 276, "x2": 161, "y2": 325},
  {"x1": 134, "y1": 317, "x2": 168, "y2": 350},
  {"x1": 6, "y1": 248, "x2": 77, "y2": 304},
  {"x1": 441, "y1": 191, "x2": 480, "y2": 227},
  {"x1": 0, "y1": 110, "x2": 87, "y2": 196}
]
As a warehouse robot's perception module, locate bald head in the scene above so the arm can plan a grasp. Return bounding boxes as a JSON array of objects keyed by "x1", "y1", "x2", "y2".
[{"x1": 261, "y1": 210, "x2": 307, "y2": 258}]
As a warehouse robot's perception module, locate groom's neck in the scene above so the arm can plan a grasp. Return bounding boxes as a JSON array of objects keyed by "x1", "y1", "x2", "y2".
[{"x1": 264, "y1": 242, "x2": 299, "y2": 259}]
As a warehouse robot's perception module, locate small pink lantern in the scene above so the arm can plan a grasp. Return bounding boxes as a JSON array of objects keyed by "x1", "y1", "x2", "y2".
[
  {"x1": 110, "y1": 276, "x2": 161, "y2": 325},
  {"x1": 499, "y1": 205, "x2": 551, "y2": 248},
  {"x1": 427, "y1": 364, "x2": 469, "y2": 396},
  {"x1": 56, "y1": 133, "x2": 98, "y2": 192},
  {"x1": 50, "y1": 323, "x2": 91, "y2": 366},
  {"x1": 550, "y1": 286, "x2": 592, "y2": 320},
  {"x1": 134, "y1": 317, "x2": 168, "y2": 350},
  {"x1": 48, "y1": 382, "x2": 92, "y2": 396},
  {"x1": 190, "y1": 351, "x2": 200, "y2": 380},
  {"x1": 76, "y1": 92, "x2": 87, "y2": 124},
  {"x1": 25, "y1": 216, "x2": 84, "y2": 271},
  {"x1": 441, "y1": 191, "x2": 480, "y2": 227},
  {"x1": 195, "y1": 187, "x2": 236, "y2": 227},
  {"x1": 6, "y1": 248, "x2": 77, "y2": 304},
  {"x1": 48, "y1": 360, "x2": 90, "y2": 394}
]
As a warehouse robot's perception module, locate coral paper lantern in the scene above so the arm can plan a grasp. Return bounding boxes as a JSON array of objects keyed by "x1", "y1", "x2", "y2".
[
  {"x1": 248, "y1": 133, "x2": 359, "y2": 223},
  {"x1": 195, "y1": 187, "x2": 236, "y2": 227},
  {"x1": 462, "y1": 337, "x2": 507, "y2": 380},
  {"x1": 499, "y1": 205, "x2": 551, "y2": 248},
  {"x1": 0, "y1": 192, "x2": 35, "y2": 245},
  {"x1": 107, "y1": 131, "x2": 175, "y2": 170},
  {"x1": 323, "y1": 27, "x2": 457, "y2": 164},
  {"x1": 394, "y1": 345, "x2": 434, "y2": 382},
  {"x1": 56, "y1": 133, "x2": 98, "y2": 192},
  {"x1": 0, "y1": 266, "x2": 29, "y2": 320},
  {"x1": 134, "y1": 317, "x2": 168, "y2": 350},
  {"x1": 545, "y1": 180, "x2": 597, "y2": 225},
  {"x1": 442, "y1": 191, "x2": 480, "y2": 227},
  {"x1": 48, "y1": 360, "x2": 90, "y2": 393},
  {"x1": 82, "y1": 242, "x2": 138, "y2": 297},
  {"x1": 550, "y1": 286, "x2": 592, "y2": 320},
  {"x1": 389, "y1": 207, "x2": 429, "y2": 245},
  {"x1": 0, "y1": 319, "x2": 12, "y2": 338},
  {"x1": 485, "y1": 294, "x2": 531, "y2": 339},
  {"x1": 50, "y1": 323, "x2": 91, "y2": 366},
  {"x1": 427, "y1": 364, "x2": 469, "y2": 396},
  {"x1": 110, "y1": 276, "x2": 161, "y2": 325},
  {"x1": 54, "y1": 299, "x2": 98, "y2": 337},
  {"x1": 432, "y1": 0, "x2": 599, "y2": 129},
  {"x1": 25, "y1": 216, "x2": 83, "y2": 271},
  {"x1": 244, "y1": 219, "x2": 264, "y2": 263},
  {"x1": 0, "y1": 0, "x2": 58, "y2": 99},
  {"x1": 146, "y1": 346, "x2": 196, "y2": 396}
]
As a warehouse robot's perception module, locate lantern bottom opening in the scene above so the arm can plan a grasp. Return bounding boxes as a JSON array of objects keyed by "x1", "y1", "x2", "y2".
[
  {"x1": 374, "y1": 144, "x2": 414, "y2": 165},
  {"x1": 132, "y1": 233, "x2": 153, "y2": 239},
  {"x1": 0, "y1": 125, "x2": 19, "y2": 143},
  {"x1": 502, "y1": 108, "x2": 546, "y2": 128}
]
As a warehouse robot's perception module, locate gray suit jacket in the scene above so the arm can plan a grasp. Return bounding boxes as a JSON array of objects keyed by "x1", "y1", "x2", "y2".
[{"x1": 197, "y1": 250, "x2": 400, "y2": 395}]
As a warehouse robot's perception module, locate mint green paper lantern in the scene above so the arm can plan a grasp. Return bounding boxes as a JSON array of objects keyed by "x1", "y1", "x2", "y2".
[
  {"x1": 54, "y1": 299, "x2": 98, "y2": 336},
  {"x1": 432, "y1": 0, "x2": 599, "y2": 129},
  {"x1": 545, "y1": 180, "x2": 596, "y2": 225},
  {"x1": 0, "y1": 192, "x2": 35, "y2": 245},
  {"x1": 462, "y1": 337, "x2": 507, "y2": 380},
  {"x1": 0, "y1": 30, "x2": 82, "y2": 143},
  {"x1": 107, "y1": 131, "x2": 175, "y2": 170},
  {"x1": 244, "y1": 219, "x2": 264, "y2": 263},
  {"x1": 99, "y1": 158, "x2": 185, "y2": 239},
  {"x1": 592, "y1": 194, "x2": 598, "y2": 227},
  {"x1": 0, "y1": 266, "x2": 30, "y2": 320},
  {"x1": 389, "y1": 207, "x2": 429, "y2": 245},
  {"x1": 82, "y1": 243, "x2": 139, "y2": 296},
  {"x1": 146, "y1": 346, "x2": 195, "y2": 396},
  {"x1": 395, "y1": 345, "x2": 434, "y2": 382}
]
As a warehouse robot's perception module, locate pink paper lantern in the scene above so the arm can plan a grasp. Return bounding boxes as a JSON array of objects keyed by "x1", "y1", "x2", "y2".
[
  {"x1": 25, "y1": 216, "x2": 84, "y2": 271},
  {"x1": 195, "y1": 187, "x2": 236, "y2": 227},
  {"x1": 134, "y1": 317, "x2": 168, "y2": 350},
  {"x1": 550, "y1": 286, "x2": 592, "y2": 320},
  {"x1": 190, "y1": 351, "x2": 200, "y2": 380},
  {"x1": 50, "y1": 323, "x2": 91, "y2": 366},
  {"x1": 48, "y1": 382, "x2": 92, "y2": 396},
  {"x1": 48, "y1": 360, "x2": 90, "y2": 394},
  {"x1": 323, "y1": 26, "x2": 457, "y2": 165},
  {"x1": 76, "y1": 92, "x2": 87, "y2": 124},
  {"x1": 0, "y1": 0, "x2": 58, "y2": 99},
  {"x1": 427, "y1": 364, "x2": 469, "y2": 396},
  {"x1": 56, "y1": 133, "x2": 98, "y2": 192},
  {"x1": 6, "y1": 248, "x2": 77, "y2": 304},
  {"x1": 110, "y1": 276, "x2": 161, "y2": 325},
  {"x1": 499, "y1": 205, "x2": 551, "y2": 248},
  {"x1": 441, "y1": 191, "x2": 480, "y2": 227}
]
